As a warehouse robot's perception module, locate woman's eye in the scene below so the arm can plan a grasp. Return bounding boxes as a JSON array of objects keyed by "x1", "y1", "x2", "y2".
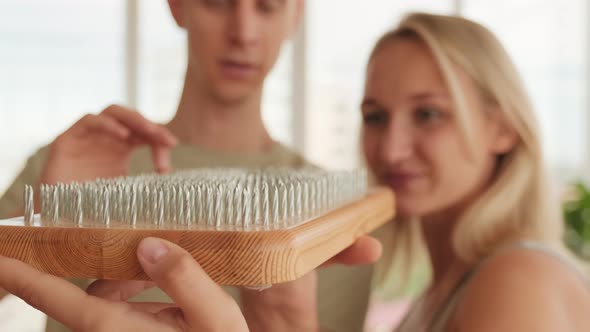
[{"x1": 414, "y1": 107, "x2": 443, "y2": 124}]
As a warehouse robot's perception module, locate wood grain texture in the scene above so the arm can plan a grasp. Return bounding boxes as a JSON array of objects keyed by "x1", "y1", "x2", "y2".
[{"x1": 0, "y1": 187, "x2": 394, "y2": 286}]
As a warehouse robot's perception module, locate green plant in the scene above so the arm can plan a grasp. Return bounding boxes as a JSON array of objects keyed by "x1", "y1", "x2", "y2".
[{"x1": 563, "y1": 182, "x2": 590, "y2": 260}]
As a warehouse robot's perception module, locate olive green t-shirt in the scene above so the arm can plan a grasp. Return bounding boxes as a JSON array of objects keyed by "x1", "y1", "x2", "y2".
[{"x1": 0, "y1": 142, "x2": 373, "y2": 332}]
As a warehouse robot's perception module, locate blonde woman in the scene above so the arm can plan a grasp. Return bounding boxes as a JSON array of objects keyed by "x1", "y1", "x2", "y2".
[
  {"x1": 1, "y1": 12, "x2": 590, "y2": 332},
  {"x1": 362, "y1": 13, "x2": 590, "y2": 331}
]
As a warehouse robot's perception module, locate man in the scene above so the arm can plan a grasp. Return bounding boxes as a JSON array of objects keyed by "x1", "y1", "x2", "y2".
[{"x1": 0, "y1": 1, "x2": 374, "y2": 331}]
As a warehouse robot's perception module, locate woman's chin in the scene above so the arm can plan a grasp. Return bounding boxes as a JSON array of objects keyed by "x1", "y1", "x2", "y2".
[
  {"x1": 395, "y1": 195, "x2": 438, "y2": 219},
  {"x1": 394, "y1": 204, "x2": 422, "y2": 220}
]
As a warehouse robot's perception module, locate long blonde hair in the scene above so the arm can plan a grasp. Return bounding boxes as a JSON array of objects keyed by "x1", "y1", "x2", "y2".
[{"x1": 370, "y1": 13, "x2": 578, "y2": 291}]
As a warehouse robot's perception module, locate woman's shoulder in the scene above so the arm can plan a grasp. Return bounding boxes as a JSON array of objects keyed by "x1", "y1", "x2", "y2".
[{"x1": 449, "y1": 244, "x2": 590, "y2": 331}]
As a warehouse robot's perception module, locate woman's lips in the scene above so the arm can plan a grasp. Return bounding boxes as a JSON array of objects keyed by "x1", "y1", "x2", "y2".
[{"x1": 381, "y1": 173, "x2": 422, "y2": 190}]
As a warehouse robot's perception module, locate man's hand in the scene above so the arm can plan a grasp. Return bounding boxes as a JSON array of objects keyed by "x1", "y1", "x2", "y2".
[
  {"x1": 241, "y1": 235, "x2": 383, "y2": 331},
  {"x1": 40, "y1": 104, "x2": 177, "y2": 186},
  {"x1": 0, "y1": 238, "x2": 248, "y2": 332}
]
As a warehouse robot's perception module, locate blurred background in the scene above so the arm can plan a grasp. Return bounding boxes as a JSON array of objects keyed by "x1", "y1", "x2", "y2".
[{"x1": 0, "y1": 0, "x2": 588, "y2": 331}]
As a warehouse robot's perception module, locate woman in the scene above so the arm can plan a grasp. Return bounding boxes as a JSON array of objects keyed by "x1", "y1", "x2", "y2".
[
  {"x1": 2, "y1": 12, "x2": 590, "y2": 332},
  {"x1": 362, "y1": 13, "x2": 590, "y2": 331}
]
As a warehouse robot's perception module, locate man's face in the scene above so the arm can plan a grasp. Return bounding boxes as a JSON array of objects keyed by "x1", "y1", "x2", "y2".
[{"x1": 171, "y1": 0, "x2": 301, "y2": 104}]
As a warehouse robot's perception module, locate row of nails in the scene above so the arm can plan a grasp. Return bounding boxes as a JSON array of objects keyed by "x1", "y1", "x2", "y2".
[{"x1": 26, "y1": 168, "x2": 367, "y2": 229}]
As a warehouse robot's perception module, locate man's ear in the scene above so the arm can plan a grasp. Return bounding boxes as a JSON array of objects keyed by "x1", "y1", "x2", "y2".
[
  {"x1": 288, "y1": 0, "x2": 305, "y2": 38},
  {"x1": 168, "y1": 0, "x2": 185, "y2": 28}
]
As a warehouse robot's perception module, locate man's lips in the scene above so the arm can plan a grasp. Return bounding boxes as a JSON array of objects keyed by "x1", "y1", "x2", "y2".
[{"x1": 219, "y1": 60, "x2": 259, "y2": 80}]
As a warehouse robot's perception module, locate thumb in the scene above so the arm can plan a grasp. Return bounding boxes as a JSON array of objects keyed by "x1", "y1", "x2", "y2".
[{"x1": 136, "y1": 237, "x2": 247, "y2": 331}]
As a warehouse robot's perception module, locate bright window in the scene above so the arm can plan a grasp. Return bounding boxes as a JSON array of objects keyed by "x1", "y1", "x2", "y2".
[
  {"x1": 1, "y1": 1, "x2": 590, "y2": 331},
  {"x1": 0, "y1": 0, "x2": 125, "y2": 191},
  {"x1": 463, "y1": 0, "x2": 588, "y2": 182},
  {"x1": 305, "y1": 0, "x2": 455, "y2": 169}
]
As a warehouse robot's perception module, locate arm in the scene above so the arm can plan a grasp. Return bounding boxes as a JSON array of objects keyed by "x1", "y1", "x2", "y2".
[{"x1": 449, "y1": 248, "x2": 590, "y2": 332}]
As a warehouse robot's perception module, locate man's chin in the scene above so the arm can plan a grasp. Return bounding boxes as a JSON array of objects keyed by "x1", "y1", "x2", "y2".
[{"x1": 212, "y1": 85, "x2": 260, "y2": 106}]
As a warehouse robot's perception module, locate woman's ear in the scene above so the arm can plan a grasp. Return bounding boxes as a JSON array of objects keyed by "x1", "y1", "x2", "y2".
[
  {"x1": 489, "y1": 107, "x2": 519, "y2": 154},
  {"x1": 168, "y1": 0, "x2": 185, "y2": 28}
]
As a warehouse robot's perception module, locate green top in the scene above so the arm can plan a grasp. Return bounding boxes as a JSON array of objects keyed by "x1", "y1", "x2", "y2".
[{"x1": 0, "y1": 141, "x2": 373, "y2": 332}]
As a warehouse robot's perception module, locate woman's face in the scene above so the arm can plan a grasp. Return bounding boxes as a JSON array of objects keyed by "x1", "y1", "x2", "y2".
[{"x1": 362, "y1": 38, "x2": 511, "y2": 219}]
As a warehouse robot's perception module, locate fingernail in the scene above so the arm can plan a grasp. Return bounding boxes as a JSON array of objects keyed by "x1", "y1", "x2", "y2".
[
  {"x1": 157, "y1": 159, "x2": 171, "y2": 174},
  {"x1": 139, "y1": 238, "x2": 169, "y2": 264}
]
